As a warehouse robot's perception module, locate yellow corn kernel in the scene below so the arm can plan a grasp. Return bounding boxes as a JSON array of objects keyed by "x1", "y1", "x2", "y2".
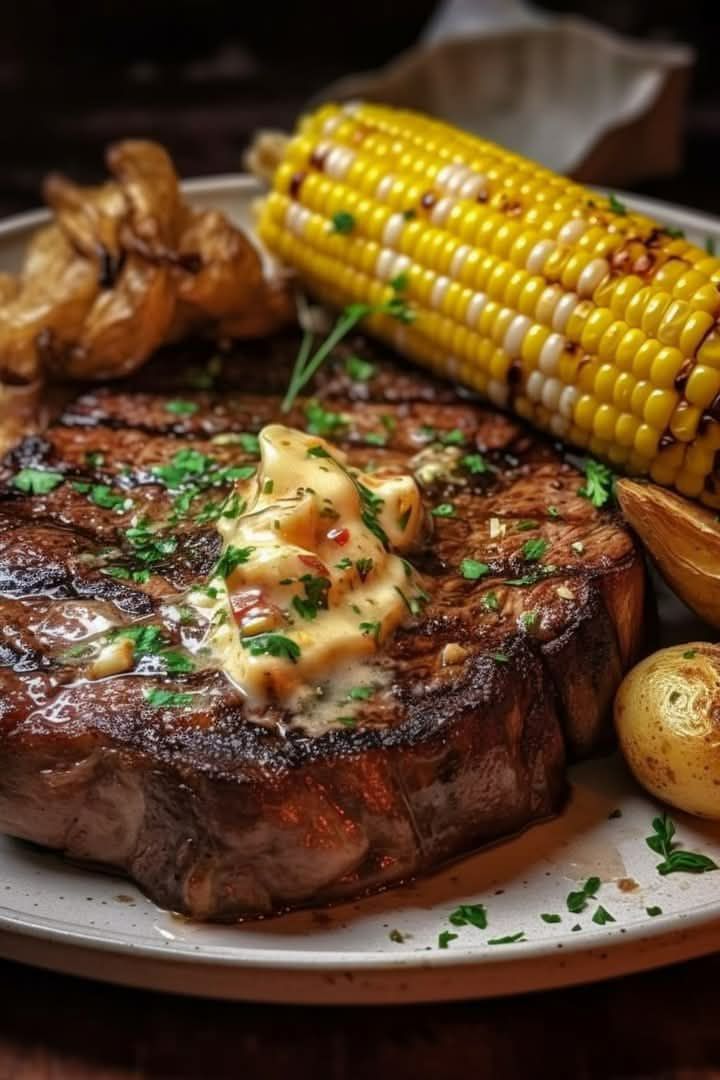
[
  {"x1": 616, "y1": 328, "x2": 646, "y2": 371},
  {"x1": 574, "y1": 394, "x2": 597, "y2": 431},
  {"x1": 634, "y1": 423, "x2": 659, "y2": 458},
  {"x1": 675, "y1": 470, "x2": 705, "y2": 498},
  {"x1": 650, "y1": 459, "x2": 680, "y2": 486},
  {"x1": 612, "y1": 372, "x2": 636, "y2": 411},
  {"x1": 631, "y1": 339, "x2": 661, "y2": 380},
  {"x1": 679, "y1": 310, "x2": 715, "y2": 357},
  {"x1": 649, "y1": 346, "x2": 685, "y2": 388},
  {"x1": 684, "y1": 442, "x2": 715, "y2": 476},
  {"x1": 685, "y1": 365, "x2": 720, "y2": 409},
  {"x1": 643, "y1": 388, "x2": 677, "y2": 430},
  {"x1": 593, "y1": 403, "x2": 618, "y2": 441},
  {"x1": 580, "y1": 308, "x2": 614, "y2": 353},
  {"x1": 669, "y1": 403, "x2": 701, "y2": 442},
  {"x1": 615, "y1": 412, "x2": 640, "y2": 446},
  {"x1": 696, "y1": 331, "x2": 720, "y2": 370}
]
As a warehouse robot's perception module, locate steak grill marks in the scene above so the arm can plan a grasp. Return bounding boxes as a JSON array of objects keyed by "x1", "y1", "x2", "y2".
[{"x1": 0, "y1": 336, "x2": 646, "y2": 919}]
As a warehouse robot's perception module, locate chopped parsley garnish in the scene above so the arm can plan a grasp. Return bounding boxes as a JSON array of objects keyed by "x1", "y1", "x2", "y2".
[
  {"x1": 235, "y1": 433, "x2": 261, "y2": 456},
  {"x1": 448, "y1": 904, "x2": 488, "y2": 929},
  {"x1": 397, "y1": 507, "x2": 412, "y2": 531},
  {"x1": 307, "y1": 445, "x2": 332, "y2": 459},
  {"x1": 440, "y1": 428, "x2": 466, "y2": 447},
  {"x1": 522, "y1": 538, "x2": 548, "y2": 562},
  {"x1": 645, "y1": 813, "x2": 718, "y2": 875},
  {"x1": 12, "y1": 468, "x2": 64, "y2": 495},
  {"x1": 165, "y1": 400, "x2": 198, "y2": 416},
  {"x1": 292, "y1": 573, "x2": 330, "y2": 621},
  {"x1": 482, "y1": 591, "x2": 499, "y2": 612},
  {"x1": 566, "y1": 876, "x2": 601, "y2": 914},
  {"x1": 364, "y1": 432, "x2": 387, "y2": 447},
  {"x1": 153, "y1": 448, "x2": 212, "y2": 488},
  {"x1": 330, "y1": 210, "x2": 355, "y2": 234},
  {"x1": 357, "y1": 482, "x2": 389, "y2": 547},
  {"x1": 335, "y1": 557, "x2": 353, "y2": 569},
  {"x1": 337, "y1": 715, "x2": 357, "y2": 727},
  {"x1": 214, "y1": 545, "x2": 255, "y2": 579},
  {"x1": 683, "y1": 649, "x2": 697, "y2": 660},
  {"x1": 345, "y1": 356, "x2": 376, "y2": 382},
  {"x1": 646, "y1": 906, "x2": 663, "y2": 917},
  {"x1": 394, "y1": 586, "x2": 428, "y2": 617},
  {"x1": 578, "y1": 459, "x2": 614, "y2": 508},
  {"x1": 516, "y1": 520, "x2": 538, "y2": 532},
  {"x1": 263, "y1": 479, "x2": 274, "y2": 495},
  {"x1": 355, "y1": 557, "x2": 374, "y2": 579},
  {"x1": 460, "y1": 558, "x2": 489, "y2": 581},
  {"x1": 109, "y1": 625, "x2": 195, "y2": 675},
  {"x1": 462, "y1": 452, "x2": 489, "y2": 475},
  {"x1": 125, "y1": 520, "x2": 178, "y2": 564},
  {"x1": 520, "y1": 610, "x2": 539, "y2": 632},
  {"x1": 540, "y1": 914, "x2": 561, "y2": 924},
  {"x1": 85, "y1": 451, "x2": 105, "y2": 468},
  {"x1": 360, "y1": 620, "x2": 381, "y2": 642},
  {"x1": 389, "y1": 929, "x2": 406, "y2": 943},
  {"x1": 592, "y1": 905, "x2": 616, "y2": 926},
  {"x1": 492, "y1": 652, "x2": 509, "y2": 664},
  {"x1": 438, "y1": 930, "x2": 458, "y2": 949},
  {"x1": 85, "y1": 484, "x2": 127, "y2": 511},
  {"x1": 348, "y1": 685, "x2": 374, "y2": 701},
  {"x1": 304, "y1": 400, "x2": 348, "y2": 438},
  {"x1": 432, "y1": 503, "x2": 456, "y2": 518},
  {"x1": 487, "y1": 932, "x2": 526, "y2": 945},
  {"x1": 102, "y1": 566, "x2": 151, "y2": 584},
  {"x1": 144, "y1": 689, "x2": 194, "y2": 708},
  {"x1": 109, "y1": 624, "x2": 166, "y2": 654},
  {"x1": 505, "y1": 571, "x2": 546, "y2": 587},
  {"x1": 241, "y1": 633, "x2": 301, "y2": 663},
  {"x1": 608, "y1": 193, "x2": 627, "y2": 216},
  {"x1": 547, "y1": 505, "x2": 560, "y2": 519}
]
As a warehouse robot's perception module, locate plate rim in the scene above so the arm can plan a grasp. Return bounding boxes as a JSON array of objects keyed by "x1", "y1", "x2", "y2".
[{"x1": 1, "y1": 175, "x2": 720, "y2": 1002}]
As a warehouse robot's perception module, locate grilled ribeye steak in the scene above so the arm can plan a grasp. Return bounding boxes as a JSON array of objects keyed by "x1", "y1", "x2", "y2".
[{"x1": 0, "y1": 338, "x2": 645, "y2": 919}]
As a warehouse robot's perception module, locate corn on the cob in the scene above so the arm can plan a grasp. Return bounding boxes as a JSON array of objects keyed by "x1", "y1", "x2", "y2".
[{"x1": 258, "y1": 102, "x2": 720, "y2": 506}]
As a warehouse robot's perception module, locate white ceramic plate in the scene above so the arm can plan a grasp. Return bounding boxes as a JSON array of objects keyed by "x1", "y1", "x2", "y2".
[{"x1": 1, "y1": 178, "x2": 720, "y2": 1004}]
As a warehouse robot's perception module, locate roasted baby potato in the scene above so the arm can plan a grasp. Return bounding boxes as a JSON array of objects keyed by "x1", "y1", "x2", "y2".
[{"x1": 615, "y1": 643, "x2": 720, "y2": 819}]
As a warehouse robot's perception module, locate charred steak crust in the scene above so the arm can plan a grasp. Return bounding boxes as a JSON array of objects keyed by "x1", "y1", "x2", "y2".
[{"x1": 0, "y1": 338, "x2": 645, "y2": 919}]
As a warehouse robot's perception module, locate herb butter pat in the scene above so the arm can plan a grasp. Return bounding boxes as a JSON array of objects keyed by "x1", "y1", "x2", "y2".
[{"x1": 186, "y1": 424, "x2": 426, "y2": 710}]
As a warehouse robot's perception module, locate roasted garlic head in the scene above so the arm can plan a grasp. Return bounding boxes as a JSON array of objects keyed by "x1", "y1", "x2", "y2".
[{"x1": 0, "y1": 141, "x2": 292, "y2": 384}]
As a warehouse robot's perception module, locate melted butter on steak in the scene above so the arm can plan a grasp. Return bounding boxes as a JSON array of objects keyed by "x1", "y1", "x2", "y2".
[{"x1": 187, "y1": 424, "x2": 427, "y2": 713}]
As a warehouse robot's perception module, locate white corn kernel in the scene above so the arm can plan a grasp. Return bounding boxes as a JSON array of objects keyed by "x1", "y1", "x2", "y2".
[
  {"x1": 559, "y1": 385, "x2": 580, "y2": 418},
  {"x1": 503, "y1": 314, "x2": 532, "y2": 358},
  {"x1": 558, "y1": 218, "x2": 587, "y2": 245},
  {"x1": 538, "y1": 332, "x2": 565, "y2": 375},
  {"x1": 526, "y1": 370, "x2": 544, "y2": 401},
  {"x1": 465, "y1": 292, "x2": 488, "y2": 328},
  {"x1": 526, "y1": 240, "x2": 556, "y2": 274},
  {"x1": 552, "y1": 293, "x2": 579, "y2": 332},
  {"x1": 577, "y1": 257, "x2": 609, "y2": 299}
]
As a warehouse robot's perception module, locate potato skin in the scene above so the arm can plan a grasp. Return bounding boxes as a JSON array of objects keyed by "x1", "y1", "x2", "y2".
[{"x1": 615, "y1": 643, "x2": 720, "y2": 819}]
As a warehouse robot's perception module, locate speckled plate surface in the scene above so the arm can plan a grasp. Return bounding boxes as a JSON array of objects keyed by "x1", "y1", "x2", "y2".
[{"x1": 1, "y1": 180, "x2": 720, "y2": 1004}]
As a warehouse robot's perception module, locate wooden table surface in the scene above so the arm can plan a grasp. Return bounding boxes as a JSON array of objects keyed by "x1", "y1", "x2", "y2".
[{"x1": 1, "y1": 950, "x2": 720, "y2": 1079}]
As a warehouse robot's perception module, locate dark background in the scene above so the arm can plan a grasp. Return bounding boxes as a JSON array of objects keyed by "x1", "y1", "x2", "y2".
[{"x1": 0, "y1": 0, "x2": 718, "y2": 217}]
